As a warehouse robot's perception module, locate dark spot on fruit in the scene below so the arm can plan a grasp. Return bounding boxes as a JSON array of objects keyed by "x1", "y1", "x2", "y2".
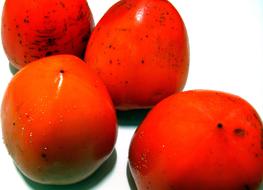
[
  {"x1": 41, "y1": 153, "x2": 47, "y2": 159},
  {"x1": 15, "y1": 25, "x2": 19, "y2": 29},
  {"x1": 60, "y1": 69, "x2": 64, "y2": 74},
  {"x1": 244, "y1": 184, "x2": 250, "y2": 190},
  {"x1": 13, "y1": 122, "x2": 15, "y2": 126},
  {"x1": 44, "y1": 15, "x2": 49, "y2": 19},
  {"x1": 255, "y1": 153, "x2": 259, "y2": 157},
  {"x1": 145, "y1": 35, "x2": 149, "y2": 38},
  {"x1": 19, "y1": 40, "x2": 22, "y2": 45},
  {"x1": 141, "y1": 59, "x2": 145, "y2": 64},
  {"x1": 109, "y1": 60, "x2": 112, "y2": 64},
  {"x1": 24, "y1": 16, "x2": 30, "y2": 23},
  {"x1": 217, "y1": 123, "x2": 223, "y2": 129},
  {"x1": 17, "y1": 33, "x2": 21, "y2": 37},
  {"x1": 109, "y1": 44, "x2": 112, "y2": 48},
  {"x1": 77, "y1": 5, "x2": 86, "y2": 21},
  {"x1": 59, "y1": 1, "x2": 65, "y2": 8},
  {"x1": 47, "y1": 38, "x2": 56, "y2": 46},
  {"x1": 45, "y1": 51, "x2": 53, "y2": 56},
  {"x1": 125, "y1": 81, "x2": 128, "y2": 84},
  {"x1": 233, "y1": 128, "x2": 245, "y2": 137}
]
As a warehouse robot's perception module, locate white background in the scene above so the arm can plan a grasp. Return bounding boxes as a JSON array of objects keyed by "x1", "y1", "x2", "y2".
[{"x1": 0, "y1": 0, "x2": 263, "y2": 189}]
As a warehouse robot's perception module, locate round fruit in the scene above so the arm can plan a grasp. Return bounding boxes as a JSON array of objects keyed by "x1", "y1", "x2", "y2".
[
  {"x1": 129, "y1": 90, "x2": 263, "y2": 190},
  {"x1": 84, "y1": 0, "x2": 189, "y2": 110},
  {"x1": 2, "y1": 0, "x2": 94, "y2": 69},
  {"x1": 1, "y1": 55, "x2": 117, "y2": 185}
]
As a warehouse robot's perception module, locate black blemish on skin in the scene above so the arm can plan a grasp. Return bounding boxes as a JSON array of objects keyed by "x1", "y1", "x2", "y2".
[
  {"x1": 13, "y1": 122, "x2": 16, "y2": 126},
  {"x1": 217, "y1": 123, "x2": 223, "y2": 129},
  {"x1": 24, "y1": 16, "x2": 30, "y2": 23},
  {"x1": 59, "y1": 1, "x2": 65, "y2": 8},
  {"x1": 41, "y1": 153, "x2": 47, "y2": 159},
  {"x1": 77, "y1": 5, "x2": 86, "y2": 21},
  {"x1": 17, "y1": 33, "x2": 21, "y2": 37},
  {"x1": 19, "y1": 40, "x2": 22, "y2": 45},
  {"x1": 244, "y1": 184, "x2": 250, "y2": 190},
  {"x1": 60, "y1": 69, "x2": 64, "y2": 74},
  {"x1": 233, "y1": 128, "x2": 246, "y2": 137},
  {"x1": 47, "y1": 38, "x2": 56, "y2": 46},
  {"x1": 15, "y1": 25, "x2": 19, "y2": 29},
  {"x1": 141, "y1": 59, "x2": 145, "y2": 64},
  {"x1": 145, "y1": 35, "x2": 149, "y2": 38},
  {"x1": 45, "y1": 51, "x2": 53, "y2": 56},
  {"x1": 109, "y1": 44, "x2": 112, "y2": 49},
  {"x1": 36, "y1": 28, "x2": 56, "y2": 35}
]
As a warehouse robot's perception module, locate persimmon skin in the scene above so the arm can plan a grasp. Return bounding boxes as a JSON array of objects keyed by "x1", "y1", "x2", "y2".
[
  {"x1": 129, "y1": 90, "x2": 263, "y2": 190},
  {"x1": 84, "y1": 0, "x2": 189, "y2": 110},
  {"x1": 1, "y1": 55, "x2": 117, "y2": 185},
  {"x1": 2, "y1": 0, "x2": 94, "y2": 69}
]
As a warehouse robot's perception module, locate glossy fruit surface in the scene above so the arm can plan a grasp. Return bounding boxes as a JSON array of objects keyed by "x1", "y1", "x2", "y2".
[
  {"x1": 129, "y1": 90, "x2": 263, "y2": 190},
  {"x1": 85, "y1": 0, "x2": 189, "y2": 110},
  {"x1": 2, "y1": 0, "x2": 94, "y2": 69},
  {"x1": 1, "y1": 55, "x2": 117, "y2": 185}
]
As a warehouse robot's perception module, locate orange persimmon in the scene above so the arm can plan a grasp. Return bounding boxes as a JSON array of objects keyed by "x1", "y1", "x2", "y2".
[
  {"x1": 85, "y1": 0, "x2": 189, "y2": 110},
  {"x1": 2, "y1": 0, "x2": 94, "y2": 69},
  {"x1": 1, "y1": 55, "x2": 117, "y2": 185},
  {"x1": 129, "y1": 90, "x2": 263, "y2": 190}
]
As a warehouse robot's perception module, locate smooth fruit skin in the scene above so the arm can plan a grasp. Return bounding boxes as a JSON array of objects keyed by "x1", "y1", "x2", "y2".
[
  {"x1": 2, "y1": 0, "x2": 94, "y2": 69},
  {"x1": 1, "y1": 55, "x2": 117, "y2": 185},
  {"x1": 84, "y1": 0, "x2": 189, "y2": 110},
  {"x1": 129, "y1": 90, "x2": 263, "y2": 190}
]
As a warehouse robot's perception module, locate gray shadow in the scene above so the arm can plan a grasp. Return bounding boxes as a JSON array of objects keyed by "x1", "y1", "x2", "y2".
[
  {"x1": 17, "y1": 149, "x2": 117, "y2": 190},
  {"x1": 126, "y1": 163, "x2": 137, "y2": 190},
  {"x1": 117, "y1": 109, "x2": 150, "y2": 127},
  {"x1": 9, "y1": 62, "x2": 19, "y2": 75}
]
